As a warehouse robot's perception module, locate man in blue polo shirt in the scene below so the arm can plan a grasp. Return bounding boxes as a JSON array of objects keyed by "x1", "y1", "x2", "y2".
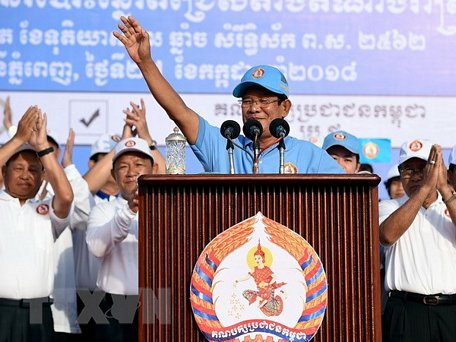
[
  {"x1": 113, "y1": 16, "x2": 343, "y2": 175},
  {"x1": 322, "y1": 130, "x2": 361, "y2": 174}
]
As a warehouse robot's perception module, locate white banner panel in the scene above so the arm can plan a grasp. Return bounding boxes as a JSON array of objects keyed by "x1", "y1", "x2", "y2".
[{"x1": 0, "y1": 91, "x2": 454, "y2": 148}]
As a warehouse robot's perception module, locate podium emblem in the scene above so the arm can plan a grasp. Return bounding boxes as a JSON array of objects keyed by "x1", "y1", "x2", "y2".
[{"x1": 190, "y1": 212, "x2": 327, "y2": 341}]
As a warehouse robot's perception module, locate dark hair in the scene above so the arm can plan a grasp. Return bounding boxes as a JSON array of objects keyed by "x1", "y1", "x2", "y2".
[
  {"x1": 359, "y1": 163, "x2": 373, "y2": 173},
  {"x1": 277, "y1": 94, "x2": 288, "y2": 104},
  {"x1": 90, "y1": 152, "x2": 107, "y2": 163},
  {"x1": 46, "y1": 136, "x2": 59, "y2": 150},
  {"x1": 450, "y1": 164, "x2": 456, "y2": 172}
]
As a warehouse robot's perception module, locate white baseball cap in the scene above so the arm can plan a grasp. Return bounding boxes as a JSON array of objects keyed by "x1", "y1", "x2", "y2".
[
  {"x1": 449, "y1": 145, "x2": 456, "y2": 166},
  {"x1": 385, "y1": 164, "x2": 400, "y2": 182},
  {"x1": 90, "y1": 133, "x2": 117, "y2": 159},
  {"x1": 112, "y1": 137, "x2": 153, "y2": 164},
  {"x1": 398, "y1": 139, "x2": 433, "y2": 165}
]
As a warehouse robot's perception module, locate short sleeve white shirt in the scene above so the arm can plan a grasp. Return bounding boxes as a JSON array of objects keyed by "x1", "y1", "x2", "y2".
[
  {"x1": 379, "y1": 195, "x2": 456, "y2": 295},
  {"x1": 0, "y1": 190, "x2": 70, "y2": 299},
  {"x1": 86, "y1": 197, "x2": 138, "y2": 295}
]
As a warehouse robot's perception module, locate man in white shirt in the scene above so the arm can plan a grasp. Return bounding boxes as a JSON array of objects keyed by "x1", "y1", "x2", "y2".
[
  {"x1": 0, "y1": 106, "x2": 73, "y2": 342},
  {"x1": 380, "y1": 139, "x2": 456, "y2": 342},
  {"x1": 67, "y1": 132, "x2": 119, "y2": 341},
  {"x1": 86, "y1": 136, "x2": 158, "y2": 341}
]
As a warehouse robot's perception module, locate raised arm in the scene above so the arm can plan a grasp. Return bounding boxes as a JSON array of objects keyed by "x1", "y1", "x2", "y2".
[
  {"x1": 83, "y1": 148, "x2": 115, "y2": 194},
  {"x1": 113, "y1": 16, "x2": 199, "y2": 144},
  {"x1": 29, "y1": 111, "x2": 73, "y2": 218},
  {"x1": 124, "y1": 98, "x2": 166, "y2": 174},
  {"x1": 0, "y1": 106, "x2": 38, "y2": 166},
  {"x1": 379, "y1": 145, "x2": 440, "y2": 245},
  {"x1": 83, "y1": 125, "x2": 130, "y2": 193},
  {"x1": 61, "y1": 128, "x2": 75, "y2": 169},
  {"x1": 61, "y1": 128, "x2": 95, "y2": 229}
]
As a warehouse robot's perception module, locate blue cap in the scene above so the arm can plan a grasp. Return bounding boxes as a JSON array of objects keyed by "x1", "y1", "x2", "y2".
[
  {"x1": 322, "y1": 130, "x2": 360, "y2": 155},
  {"x1": 232, "y1": 65, "x2": 289, "y2": 98}
]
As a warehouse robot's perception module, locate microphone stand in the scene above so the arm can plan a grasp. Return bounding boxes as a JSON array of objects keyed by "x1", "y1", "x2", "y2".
[
  {"x1": 221, "y1": 120, "x2": 241, "y2": 174},
  {"x1": 253, "y1": 133, "x2": 260, "y2": 174},
  {"x1": 278, "y1": 137, "x2": 286, "y2": 174},
  {"x1": 226, "y1": 138, "x2": 235, "y2": 174},
  {"x1": 269, "y1": 118, "x2": 290, "y2": 174}
]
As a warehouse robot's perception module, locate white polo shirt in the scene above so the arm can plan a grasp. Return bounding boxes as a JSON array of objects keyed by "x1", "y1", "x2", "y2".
[
  {"x1": 380, "y1": 195, "x2": 456, "y2": 295},
  {"x1": 86, "y1": 197, "x2": 138, "y2": 295},
  {"x1": 0, "y1": 190, "x2": 70, "y2": 299},
  {"x1": 67, "y1": 164, "x2": 100, "y2": 291},
  {"x1": 67, "y1": 164, "x2": 117, "y2": 291}
]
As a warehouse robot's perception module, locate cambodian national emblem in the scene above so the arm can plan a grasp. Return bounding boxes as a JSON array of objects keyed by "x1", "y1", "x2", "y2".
[{"x1": 190, "y1": 212, "x2": 327, "y2": 342}]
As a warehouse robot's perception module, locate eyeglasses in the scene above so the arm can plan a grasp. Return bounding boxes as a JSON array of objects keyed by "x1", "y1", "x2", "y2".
[
  {"x1": 399, "y1": 166, "x2": 425, "y2": 178},
  {"x1": 238, "y1": 98, "x2": 280, "y2": 108}
]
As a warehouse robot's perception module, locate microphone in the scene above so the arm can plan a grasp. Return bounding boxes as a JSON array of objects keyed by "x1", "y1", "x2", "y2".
[
  {"x1": 220, "y1": 120, "x2": 241, "y2": 140},
  {"x1": 243, "y1": 119, "x2": 263, "y2": 174},
  {"x1": 242, "y1": 119, "x2": 263, "y2": 141},
  {"x1": 269, "y1": 118, "x2": 290, "y2": 139},
  {"x1": 269, "y1": 118, "x2": 289, "y2": 174},
  {"x1": 220, "y1": 120, "x2": 241, "y2": 174}
]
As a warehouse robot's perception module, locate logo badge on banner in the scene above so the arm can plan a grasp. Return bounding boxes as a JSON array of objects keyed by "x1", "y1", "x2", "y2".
[
  {"x1": 359, "y1": 138, "x2": 392, "y2": 163},
  {"x1": 190, "y1": 212, "x2": 327, "y2": 342}
]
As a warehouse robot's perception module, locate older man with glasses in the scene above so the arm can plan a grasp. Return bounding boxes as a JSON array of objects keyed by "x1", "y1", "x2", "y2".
[
  {"x1": 113, "y1": 16, "x2": 343, "y2": 175},
  {"x1": 379, "y1": 139, "x2": 456, "y2": 342}
]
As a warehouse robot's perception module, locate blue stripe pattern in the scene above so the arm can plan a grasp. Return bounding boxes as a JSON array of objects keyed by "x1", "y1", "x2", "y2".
[
  {"x1": 298, "y1": 305, "x2": 327, "y2": 322},
  {"x1": 195, "y1": 264, "x2": 213, "y2": 288},
  {"x1": 306, "y1": 283, "x2": 327, "y2": 302},
  {"x1": 305, "y1": 265, "x2": 324, "y2": 286},
  {"x1": 190, "y1": 284, "x2": 213, "y2": 304},
  {"x1": 205, "y1": 253, "x2": 218, "y2": 271},
  {"x1": 300, "y1": 256, "x2": 313, "y2": 270},
  {"x1": 192, "y1": 307, "x2": 218, "y2": 321}
]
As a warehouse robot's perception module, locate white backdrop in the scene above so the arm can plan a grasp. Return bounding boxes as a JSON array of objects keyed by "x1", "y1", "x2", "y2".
[{"x1": 1, "y1": 91, "x2": 454, "y2": 148}]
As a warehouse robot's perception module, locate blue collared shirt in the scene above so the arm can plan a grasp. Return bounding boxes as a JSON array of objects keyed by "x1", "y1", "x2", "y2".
[{"x1": 191, "y1": 116, "x2": 344, "y2": 174}]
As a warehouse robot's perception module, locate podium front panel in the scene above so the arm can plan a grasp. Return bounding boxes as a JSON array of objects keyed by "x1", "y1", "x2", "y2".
[{"x1": 138, "y1": 174, "x2": 381, "y2": 342}]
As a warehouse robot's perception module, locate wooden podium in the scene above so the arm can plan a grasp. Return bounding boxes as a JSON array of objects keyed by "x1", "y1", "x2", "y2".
[{"x1": 138, "y1": 174, "x2": 382, "y2": 341}]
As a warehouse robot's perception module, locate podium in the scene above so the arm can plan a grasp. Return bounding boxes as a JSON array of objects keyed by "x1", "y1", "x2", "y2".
[{"x1": 138, "y1": 174, "x2": 382, "y2": 341}]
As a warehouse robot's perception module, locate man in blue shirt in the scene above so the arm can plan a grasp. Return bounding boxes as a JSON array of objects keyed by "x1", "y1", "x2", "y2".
[
  {"x1": 113, "y1": 16, "x2": 343, "y2": 174},
  {"x1": 322, "y1": 130, "x2": 361, "y2": 174}
]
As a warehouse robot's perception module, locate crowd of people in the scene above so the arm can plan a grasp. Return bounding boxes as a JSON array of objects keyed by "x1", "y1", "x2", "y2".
[{"x1": 0, "y1": 15, "x2": 454, "y2": 342}]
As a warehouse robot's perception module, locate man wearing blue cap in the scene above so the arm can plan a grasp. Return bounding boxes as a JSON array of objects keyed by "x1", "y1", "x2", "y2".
[
  {"x1": 322, "y1": 130, "x2": 361, "y2": 173},
  {"x1": 113, "y1": 16, "x2": 342, "y2": 174}
]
